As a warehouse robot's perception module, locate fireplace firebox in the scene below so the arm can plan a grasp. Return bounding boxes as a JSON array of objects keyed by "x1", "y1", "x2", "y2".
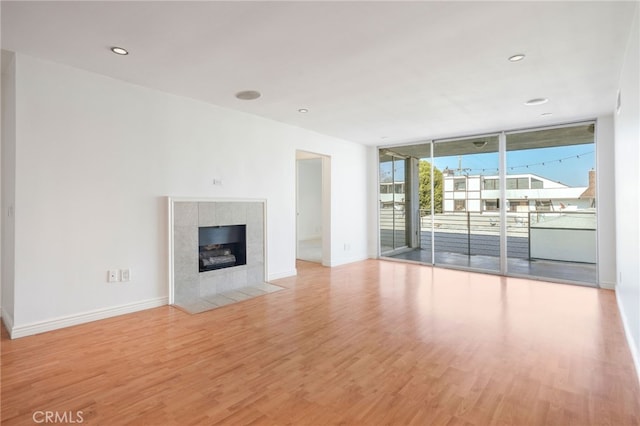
[{"x1": 198, "y1": 225, "x2": 247, "y2": 272}]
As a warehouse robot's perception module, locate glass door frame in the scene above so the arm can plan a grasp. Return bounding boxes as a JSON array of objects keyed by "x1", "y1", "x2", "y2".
[
  {"x1": 378, "y1": 151, "x2": 411, "y2": 256},
  {"x1": 378, "y1": 120, "x2": 598, "y2": 286},
  {"x1": 431, "y1": 132, "x2": 502, "y2": 274},
  {"x1": 503, "y1": 121, "x2": 598, "y2": 285}
]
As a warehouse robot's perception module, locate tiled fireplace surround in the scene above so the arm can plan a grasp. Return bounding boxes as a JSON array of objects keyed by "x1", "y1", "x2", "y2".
[{"x1": 172, "y1": 200, "x2": 266, "y2": 310}]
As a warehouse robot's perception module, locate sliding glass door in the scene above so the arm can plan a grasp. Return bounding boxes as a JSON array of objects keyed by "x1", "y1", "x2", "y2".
[
  {"x1": 378, "y1": 121, "x2": 598, "y2": 286},
  {"x1": 506, "y1": 124, "x2": 596, "y2": 284},
  {"x1": 432, "y1": 135, "x2": 500, "y2": 273}
]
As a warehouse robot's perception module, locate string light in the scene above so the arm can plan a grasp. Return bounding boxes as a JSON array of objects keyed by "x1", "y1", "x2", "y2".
[{"x1": 458, "y1": 151, "x2": 593, "y2": 174}]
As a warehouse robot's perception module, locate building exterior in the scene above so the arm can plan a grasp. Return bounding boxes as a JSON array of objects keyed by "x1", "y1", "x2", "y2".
[
  {"x1": 443, "y1": 172, "x2": 593, "y2": 213},
  {"x1": 379, "y1": 181, "x2": 405, "y2": 209}
]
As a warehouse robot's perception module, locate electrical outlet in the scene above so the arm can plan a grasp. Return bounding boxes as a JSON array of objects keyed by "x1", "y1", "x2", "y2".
[
  {"x1": 121, "y1": 269, "x2": 131, "y2": 282},
  {"x1": 107, "y1": 270, "x2": 119, "y2": 282}
]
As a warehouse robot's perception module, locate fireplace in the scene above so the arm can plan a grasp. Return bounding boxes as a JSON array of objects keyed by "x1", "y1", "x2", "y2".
[
  {"x1": 198, "y1": 225, "x2": 247, "y2": 272},
  {"x1": 171, "y1": 200, "x2": 266, "y2": 309}
]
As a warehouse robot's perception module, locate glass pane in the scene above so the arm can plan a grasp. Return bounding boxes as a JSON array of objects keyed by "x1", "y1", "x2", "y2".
[
  {"x1": 393, "y1": 157, "x2": 407, "y2": 248},
  {"x1": 379, "y1": 152, "x2": 408, "y2": 254},
  {"x1": 417, "y1": 155, "x2": 437, "y2": 263},
  {"x1": 506, "y1": 123, "x2": 596, "y2": 285},
  {"x1": 379, "y1": 152, "x2": 395, "y2": 254},
  {"x1": 432, "y1": 135, "x2": 500, "y2": 272},
  {"x1": 377, "y1": 144, "x2": 432, "y2": 263}
]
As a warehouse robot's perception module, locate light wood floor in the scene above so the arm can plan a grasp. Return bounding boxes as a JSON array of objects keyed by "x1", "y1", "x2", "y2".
[{"x1": 2, "y1": 260, "x2": 639, "y2": 425}]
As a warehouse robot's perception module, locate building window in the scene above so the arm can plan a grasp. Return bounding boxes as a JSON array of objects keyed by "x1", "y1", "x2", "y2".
[
  {"x1": 531, "y1": 178, "x2": 543, "y2": 189},
  {"x1": 454, "y1": 200, "x2": 466, "y2": 211},
  {"x1": 454, "y1": 178, "x2": 466, "y2": 191},
  {"x1": 509, "y1": 200, "x2": 529, "y2": 212},
  {"x1": 394, "y1": 183, "x2": 404, "y2": 193},
  {"x1": 484, "y1": 200, "x2": 499, "y2": 211},
  {"x1": 380, "y1": 184, "x2": 388, "y2": 194},
  {"x1": 507, "y1": 177, "x2": 529, "y2": 189},
  {"x1": 483, "y1": 178, "x2": 499, "y2": 190},
  {"x1": 517, "y1": 178, "x2": 529, "y2": 189}
]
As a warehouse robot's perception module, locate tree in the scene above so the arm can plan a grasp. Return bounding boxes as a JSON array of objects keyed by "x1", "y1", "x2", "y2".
[{"x1": 418, "y1": 160, "x2": 443, "y2": 214}]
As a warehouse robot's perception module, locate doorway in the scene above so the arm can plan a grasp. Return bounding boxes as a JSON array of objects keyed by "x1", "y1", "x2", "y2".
[{"x1": 296, "y1": 151, "x2": 330, "y2": 264}]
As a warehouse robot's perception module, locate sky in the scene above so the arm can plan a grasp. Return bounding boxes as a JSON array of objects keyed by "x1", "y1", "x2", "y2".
[{"x1": 381, "y1": 143, "x2": 594, "y2": 187}]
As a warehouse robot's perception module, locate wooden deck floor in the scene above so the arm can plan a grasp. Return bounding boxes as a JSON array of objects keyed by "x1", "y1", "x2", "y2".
[{"x1": 2, "y1": 260, "x2": 638, "y2": 425}]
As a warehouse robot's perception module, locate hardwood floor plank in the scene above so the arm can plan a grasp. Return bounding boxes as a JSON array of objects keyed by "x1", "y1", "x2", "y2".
[{"x1": 2, "y1": 259, "x2": 639, "y2": 425}]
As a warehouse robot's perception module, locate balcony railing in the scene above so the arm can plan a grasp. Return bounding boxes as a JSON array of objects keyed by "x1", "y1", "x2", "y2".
[{"x1": 380, "y1": 208, "x2": 596, "y2": 262}]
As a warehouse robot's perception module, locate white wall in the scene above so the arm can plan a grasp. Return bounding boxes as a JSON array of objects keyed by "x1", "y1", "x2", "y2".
[
  {"x1": 614, "y1": 5, "x2": 640, "y2": 379},
  {"x1": 1, "y1": 51, "x2": 16, "y2": 328},
  {"x1": 596, "y1": 115, "x2": 616, "y2": 289},
  {"x1": 7, "y1": 53, "x2": 369, "y2": 334},
  {"x1": 296, "y1": 158, "x2": 322, "y2": 241}
]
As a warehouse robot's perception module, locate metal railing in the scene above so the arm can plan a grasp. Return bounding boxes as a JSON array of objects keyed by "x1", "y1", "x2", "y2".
[{"x1": 380, "y1": 208, "x2": 595, "y2": 260}]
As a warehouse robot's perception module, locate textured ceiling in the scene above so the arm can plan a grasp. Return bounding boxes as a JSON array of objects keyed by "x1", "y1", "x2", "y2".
[{"x1": 1, "y1": 1, "x2": 635, "y2": 146}]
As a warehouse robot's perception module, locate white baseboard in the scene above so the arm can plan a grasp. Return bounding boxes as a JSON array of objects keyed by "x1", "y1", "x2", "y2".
[
  {"x1": 9, "y1": 297, "x2": 168, "y2": 339},
  {"x1": 616, "y1": 289, "x2": 640, "y2": 385},
  {"x1": 268, "y1": 269, "x2": 297, "y2": 281},
  {"x1": 600, "y1": 280, "x2": 616, "y2": 290},
  {"x1": 1, "y1": 307, "x2": 14, "y2": 336}
]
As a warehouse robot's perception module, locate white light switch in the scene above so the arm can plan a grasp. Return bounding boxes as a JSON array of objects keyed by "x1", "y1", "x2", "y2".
[{"x1": 121, "y1": 269, "x2": 131, "y2": 282}]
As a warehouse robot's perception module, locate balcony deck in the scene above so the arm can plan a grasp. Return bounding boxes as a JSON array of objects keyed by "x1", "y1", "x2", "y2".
[
  {"x1": 380, "y1": 210, "x2": 597, "y2": 285},
  {"x1": 387, "y1": 248, "x2": 597, "y2": 285}
]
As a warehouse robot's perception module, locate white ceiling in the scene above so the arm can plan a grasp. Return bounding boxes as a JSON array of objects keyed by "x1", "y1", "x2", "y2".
[{"x1": 1, "y1": 1, "x2": 636, "y2": 146}]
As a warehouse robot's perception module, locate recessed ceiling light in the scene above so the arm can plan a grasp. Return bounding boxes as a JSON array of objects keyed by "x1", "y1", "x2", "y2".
[
  {"x1": 524, "y1": 97, "x2": 549, "y2": 106},
  {"x1": 110, "y1": 46, "x2": 129, "y2": 55},
  {"x1": 508, "y1": 54, "x2": 525, "y2": 62},
  {"x1": 298, "y1": 108, "x2": 309, "y2": 113},
  {"x1": 235, "y1": 90, "x2": 261, "y2": 100}
]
